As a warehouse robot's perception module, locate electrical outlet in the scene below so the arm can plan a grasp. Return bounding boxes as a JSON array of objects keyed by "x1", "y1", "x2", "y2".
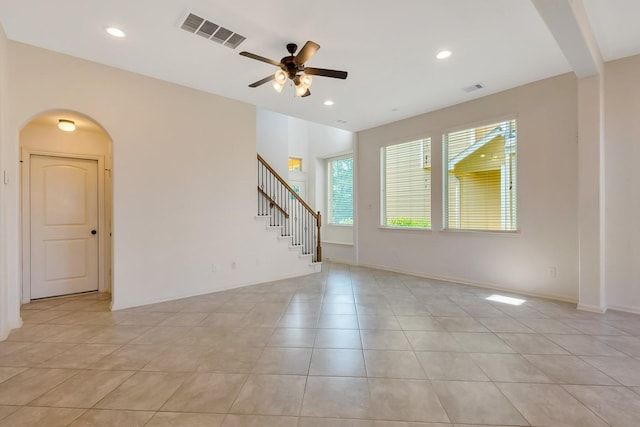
[{"x1": 548, "y1": 266, "x2": 557, "y2": 278}]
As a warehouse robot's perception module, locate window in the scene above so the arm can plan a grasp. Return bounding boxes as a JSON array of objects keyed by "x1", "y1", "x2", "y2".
[
  {"x1": 327, "y1": 155, "x2": 353, "y2": 225},
  {"x1": 444, "y1": 119, "x2": 517, "y2": 231},
  {"x1": 288, "y1": 157, "x2": 302, "y2": 172},
  {"x1": 382, "y1": 138, "x2": 431, "y2": 228}
]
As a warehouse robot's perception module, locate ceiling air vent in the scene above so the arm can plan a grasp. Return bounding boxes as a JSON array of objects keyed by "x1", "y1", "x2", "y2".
[
  {"x1": 180, "y1": 12, "x2": 246, "y2": 49},
  {"x1": 463, "y1": 83, "x2": 484, "y2": 93}
]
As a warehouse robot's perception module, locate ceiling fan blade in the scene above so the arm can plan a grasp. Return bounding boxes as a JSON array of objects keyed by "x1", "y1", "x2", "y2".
[
  {"x1": 239, "y1": 51, "x2": 281, "y2": 67},
  {"x1": 304, "y1": 67, "x2": 348, "y2": 79},
  {"x1": 294, "y1": 41, "x2": 320, "y2": 65},
  {"x1": 301, "y1": 89, "x2": 311, "y2": 98},
  {"x1": 248, "y1": 75, "x2": 275, "y2": 88}
]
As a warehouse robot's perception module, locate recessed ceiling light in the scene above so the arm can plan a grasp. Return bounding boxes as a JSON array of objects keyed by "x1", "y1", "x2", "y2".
[
  {"x1": 324, "y1": 100, "x2": 334, "y2": 106},
  {"x1": 106, "y1": 27, "x2": 126, "y2": 38},
  {"x1": 436, "y1": 50, "x2": 452, "y2": 60}
]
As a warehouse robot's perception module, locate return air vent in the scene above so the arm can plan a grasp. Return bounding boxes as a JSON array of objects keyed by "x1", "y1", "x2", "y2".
[
  {"x1": 463, "y1": 83, "x2": 484, "y2": 93},
  {"x1": 180, "y1": 12, "x2": 246, "y2": 49}
]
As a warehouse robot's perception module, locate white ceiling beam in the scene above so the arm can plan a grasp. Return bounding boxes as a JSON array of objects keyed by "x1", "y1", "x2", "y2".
[{"x1": 531, "y1": 0, "x2": 603, "y2": 77}]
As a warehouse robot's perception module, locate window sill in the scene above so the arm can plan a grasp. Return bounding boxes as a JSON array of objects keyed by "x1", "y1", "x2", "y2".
[
  {"x1": 440, "y1": 228, "x2": 521, "y2": 237},
  {"x1": 378, "y1": 226, "x2": 432, "y2": 232},
  {"x1": 327, "y1": 223, "x2": 354, "y2": 227}
]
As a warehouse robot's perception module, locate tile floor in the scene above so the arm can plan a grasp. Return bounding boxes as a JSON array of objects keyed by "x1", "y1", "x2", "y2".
[{"x1": 1, "y1": 262, "x2": 640, "y2": 426}]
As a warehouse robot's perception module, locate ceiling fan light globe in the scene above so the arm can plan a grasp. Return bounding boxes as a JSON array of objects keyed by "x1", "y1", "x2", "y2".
[
  {"x1": 295, "y1": 84, "x2": 307, "y2": 97},
  {"x1": 272, "y1": 81, "x2": 284, "y2": 93},
  {"x1": 274, "y1": 69, "x2": 287, "y2": 84},
  {"x1": 300, "y1": 74, "x2": 313, "y2": 89}
]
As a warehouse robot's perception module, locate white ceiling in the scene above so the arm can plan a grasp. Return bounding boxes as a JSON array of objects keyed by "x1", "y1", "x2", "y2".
[{"x1": 1, "y1": 0, "x2": 639, "y2": 132}]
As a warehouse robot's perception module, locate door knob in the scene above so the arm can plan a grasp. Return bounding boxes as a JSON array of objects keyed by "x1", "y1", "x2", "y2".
[{"x1": 91, "y1": 230, "x2": 97, "y2": 235}]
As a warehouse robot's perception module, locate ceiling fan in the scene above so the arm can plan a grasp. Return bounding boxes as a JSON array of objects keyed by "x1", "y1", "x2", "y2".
[{"x1": 239, "y1": 41, "x2": 348, "y2": 98}]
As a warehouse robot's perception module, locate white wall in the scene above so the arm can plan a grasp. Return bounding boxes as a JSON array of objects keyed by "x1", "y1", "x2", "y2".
[
  {"x1": 357, "y1": 73, "x2": 580, "y2": 302},
  {"x1": 604, "y1": 54, "x2": 640, "y2": 312},
  {"x1": 0, "y1": 24, "x2": 11, "y2": 339},
  {"x1": 2, "y1": 42, "x2": 314, "y2": 318},
  {"x1": 257, "y1": 109, "x2": 289, "y2": 177}
]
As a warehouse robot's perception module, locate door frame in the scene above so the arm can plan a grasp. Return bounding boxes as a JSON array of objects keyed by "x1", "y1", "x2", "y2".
[{"x1": 21, "y1": 149, "x2": 107, "y2": 303}]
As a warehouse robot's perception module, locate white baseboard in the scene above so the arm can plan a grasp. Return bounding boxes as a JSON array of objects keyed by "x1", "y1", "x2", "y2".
[
  {"x1": 607, "y1": 303, "x2": 640, "y2": 315},
  {"x1": 354, "y1": 262, "x2": 578, "y2": 304},
  {"x1": 577, "y1": 303, "x2": 607, "y2": 314}
]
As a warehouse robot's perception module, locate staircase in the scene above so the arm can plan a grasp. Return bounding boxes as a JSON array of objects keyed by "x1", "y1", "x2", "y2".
[{"x1": 257, "y1": 154, "x2": 322, "y2": 270}]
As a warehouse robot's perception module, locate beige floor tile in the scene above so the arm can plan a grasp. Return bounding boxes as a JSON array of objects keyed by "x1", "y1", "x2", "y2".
[
  {"x1": 497, "y1": 333, "x2": 570, "y2": 354},
  {"x1": 309, "y1": 348, "x2": 366, "y2": 377},
  {"x1": 299, "y1": 418, "x2": 373, "y2": 427},
  {"x1": 0, "y1": 407, "x2": 19, "y2": 422},
  {"x1": 369, "y1": 378, "x2": 449, "y2": 423},
  {"x1": 598, "y1": 335, "x2": 640, "y2": 356},
  {"x1": 561, "y1": 320, "x2": 629, "y2": 336},
  {"x1": 222, "y1": 414, "x2": 298, "y2": 427},
  {"x1": 450, "y1": 332, "x2": 515, "y2": 353},
  {"x1": 158, "y1": 312, "x2": 209, "y2": 326},
  {"x1": 196, "y1": 346, "x2": 263, "y2": 373},
  {"x1": 46, "y1": 311, "x2": 117, "y2": 326},
  {"x1": 357, "y1": 315, "x2": 401, "y2": 330},
  {"x1": 20, "y1": 310, "x2": 71, "y2": 324},
  {"x1": 113, "y1": 311, "x2": 174, "y2": 326},
  {"x1": 252, "y1": 347, "x2": 312, "y2": 375},
  {"x1": 241, "y1": 311, "x2": 282, "y2": 328},
  {"x1": 581, "y1": 355, "x2": 640, "y2": 386},
  {"x1": 147, "y1": 412, "x2": 225, "y2": 426},
  {"x1": 129, "y1": 326, "x2": 196, "y2": 345},
  {"x1": 95, "y1": 371, "x2": 187, "y2": 410},
  {"x1": 161, "y1": 373, "x2": 246, "y2": 413},
  {"x1": 564, "y1": 385, "x2": 640, "y2": 427},
  {"x1": 322, "y1": 303, "x2": 357, "y2": 315},
  {"x1": 6, "y1": 324, "x2": 67, "y2": 342},
  {"x1": 437, "y1": 317, "x2": 490, "y2": 333},
  {"x1": 364, "y1": 350, "x2": 425, "y2": 379},
  {"x1": 524, "y1": 354, "x2": 619, "y2": 385},
  {"x1": 86, "y1": 325, "x2": 151, "y2": 344},
  {"x1": 519, "y1": 318, "x2": 581, "y2": 334},
  {"x1": 0, "y1": 368, "x2": 25, "y2": 384},
  {"x1": 361, "y1": 330, "x2": 411, "y2": 350},
  {"x1": 416, "y1": 352, "x2": 488, "y2": 381},
  {"x1": 470, "y1": 353, "x2": 552, "y2": 383},
  {"x1": 268, "y1": 328, "x2": 316, "y2": 347},
  {"x1": 0, "y1": 407, "x2": 84, "y2": 427},
  {"x1": 432, "y1": 380, "x2": 528, "y2": 426},
  {"x1": 318, "y1": 314, "x2": 359, "y2": 329},
  {"x1": 477, "y1": 317, "x2": 534, "y2": 333},
  {"x1": 38, "y1": 343, "x2": 121, "y2": 369},
  {"x1": 0, "y1": 342, "x2": 75, "y2": 367},
  {"x1": 68, "y1": 409, "x2": 154, "y2": 426},
  {"x1": 92, "y1": 344, "x2": 167, "y2": 370},
  {"x1": 31, "y1": 369, "x2": 134, "y2": 408},
  {"x1": 0, "y1": 342, "x2": 29, "y2": 358},
  {"x1": 405, "y1": 331, "x2": 462, "y2": 352},
  {"x1": 230, "y1": 374, "x2": 306, "y2": 416},
  {"x1": 546, "y1": 334, "x2": 627, "y2": 356},
  {"x1": 497, "y1": 382, "x2": 609, "y2": 427},
  {"x1": 142, "y1": 346, "x2": 210, "y2": 372},
  {"x1": 315, "y1": 329, "x2": 362, "y2": 349},
  {"x1": 396, "y1": 316, "x2": 443, "y2": 332},
  {"x1": 277, "y1": 314, "x2": 320, "y2": 328},
  {"x1": 301, "y1": 376, "x2": 372, "y2": 418},
  {"x1": 41, "y1": 325, "x2": 108, "y2": 343},
  {"x1": 0, "y1": 368, "x2": 78, "y2": 405}
]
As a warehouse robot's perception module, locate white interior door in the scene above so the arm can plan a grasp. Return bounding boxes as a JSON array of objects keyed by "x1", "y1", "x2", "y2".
[{"x1": 30, "y1": 155, "x2": 99, "y2": 299}]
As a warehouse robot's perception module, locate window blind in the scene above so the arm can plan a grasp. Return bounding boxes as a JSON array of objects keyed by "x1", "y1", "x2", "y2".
[
  {"x1": 328, "y1": 156, "x2": 353, "y2": 225},
  {"x1": 444, "y1": 120, "x2": 517, "y2": 231},
  {"x1": 382, "y1": 139, "x2": 431, "y2": 228}
]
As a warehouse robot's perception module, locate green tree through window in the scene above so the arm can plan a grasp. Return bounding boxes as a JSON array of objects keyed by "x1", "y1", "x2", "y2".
[{"x1": 328, "y1": 156, "x2": 353, "y2": 225}]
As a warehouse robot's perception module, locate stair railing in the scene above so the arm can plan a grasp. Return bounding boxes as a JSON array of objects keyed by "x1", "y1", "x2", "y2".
[{"x1": 257, "y1": 154, "x2": 321, "y2": 262}]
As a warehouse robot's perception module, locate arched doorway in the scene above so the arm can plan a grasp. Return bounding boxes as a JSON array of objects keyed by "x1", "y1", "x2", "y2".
[{"x1": 20, "y1": 111, "x2": 112, "y2": 303}]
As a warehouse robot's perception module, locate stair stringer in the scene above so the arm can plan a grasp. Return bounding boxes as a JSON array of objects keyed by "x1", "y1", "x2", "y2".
[{"x1": 254, "y1": 216, "x2": 322, "y2": 278}]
